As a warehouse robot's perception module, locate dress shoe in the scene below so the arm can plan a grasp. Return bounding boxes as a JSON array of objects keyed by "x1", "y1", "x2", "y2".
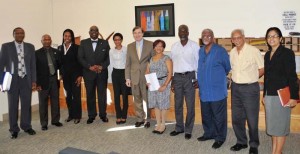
[
  {"x1": 24, "y1": 128, "x2": 36, "y2": 135},
  {"x1": 100, "y1": 117, "x2": 109, "y2": 123},
  {"x1": 87, "y1": 118, "x2": 95, "y2": 124},
  {"x1": 157, "y1": 127, "x2": 166, "y2": 134},
  {"x1": 152, "y1": 130, "x2": 159, "y2": 134},
  {"x1": 41, "y1": 126, "x2": 48, "y2": 131},
  {"x1": 10, "y1": 132, "x2": 18, "y2": 139},
  {"x1": 65, "y1": 117, "x2": 73, "y2": 122},
  {"x1": 197, "y1": 136, "x2": 214, "y2": 141},
  {"x1": 120, "y1": 119, "x2": 126, "y2": 124},
  {"x1": 74, "y1": 119, "x2": 80, "y2": 124},
  {"x1": 212, "y1": 141, "x2": 224, "y2": 149},
  {"x1": 170, "y1": 130, "x2": 184, "y2": 136},
  {"x1": 135, "y1": 121, "x2": 144, "y2": 127},
  {"x1": 144, "y1": 122, "x2": 150, "y2": 128},
  {"x1": 185, "y1": 133, "x2": 192, "y2": 140},
  {"x1": 249, "y1": 147, "x2": 258, "y2": 154},
  {"x1": 52, "y1": 122, "x2": 63, "y2": 127},
  {"x1": 230, "y1": 144, "x2": 248, "y2": 151}
]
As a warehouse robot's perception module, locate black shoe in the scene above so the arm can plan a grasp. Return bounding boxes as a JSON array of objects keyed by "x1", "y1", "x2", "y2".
[
  {"x1": 197, "y1": 136, "x2": 214, "y2": 141},
  {"x1": 65, "y1": 117, "x2": 73, "y2": 122},
  {"x1": 74, "y1": 119, "x2": 80, "y2": 124},
  {"x1": 185, "y1": 133, "x2": 192, "y2": 140},
  {"x1": 230, "y1": 144, "x2": 248, "y2": 151},
  {"x1": 41, "y1": 126, "x2": 48, "y2": 131},
  {"x1": 24, "y1": 128, "x2": 36, "y2": 135},
  {"x1": 157, "y1": 127, "x2": 166, "y2": 134},
  {"x1": 51, "y1": 122, "x2": 63, "y2": 127},
  {"x1": 135, "y1": 121, "x2": 144, "y2": 127},
  {"x1": 100, "y1": 117, "x2": 109, "y2": 123},
  {"x1": 120, "y1": 119, "x2": 126, "y2": 124},
  {"x1": 10, "y1": 132, "x2": 18, "y2": 139},
  {"x1": 152, "y1": 130, "x2": 159, "y2": 134},
  {"x1": 212, "y1": 141, "x2": 224, "y2": 149},
  {"x1": 87, "y1": 118, "x2": 95, "y2": 124},
  {"x1": 144, "y1": 122, "x2": 150, "y2": 128},
  {"x1": 249, "y1": 147, "x2": 258, "y2": 154},
  {"x1": 170, "y1": 130, "x2": 184, "y2": 136}
]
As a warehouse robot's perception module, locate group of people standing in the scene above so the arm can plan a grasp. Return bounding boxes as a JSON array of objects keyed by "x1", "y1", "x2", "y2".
[{"x1": 0, "y1": 25, "x2": 298, "y2": 154}]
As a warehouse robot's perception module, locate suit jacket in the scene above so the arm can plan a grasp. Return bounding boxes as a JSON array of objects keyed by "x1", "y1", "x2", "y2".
[
  {"x1": 35, "y1": 47, "x2": 61, "y2": 90},
  {"x1": 125, "y1": 39, "x2": 154, "y2": 85},
  {"x1": 78, "y1": 38, "x2": 110, "y2": 79},
  {"x1": 0, "y1": 41, "x2": 36, "y2": 88},
  {"x1": 58, "y1": 44, "x2": 82, "y2": 80},
  {"x1": 264, "y1": 45, "x2": 299, "y2": 99}
]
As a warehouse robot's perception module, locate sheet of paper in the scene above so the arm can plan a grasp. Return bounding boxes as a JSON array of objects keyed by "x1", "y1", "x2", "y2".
[{"x1": 145, "y1": 72, "x2": 160, "y2": 91}]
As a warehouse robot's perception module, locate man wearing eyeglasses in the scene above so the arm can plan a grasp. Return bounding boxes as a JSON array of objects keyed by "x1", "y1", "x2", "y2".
[
  {"x1": 197, "y1": 29, "x2": 231, "y2": 149},
  {"x1": 229, "y1": 29, "x2": 264, "y2": 154},
  {"x1": 78, "y1": 25, "x2": 110, "y2": 124}
]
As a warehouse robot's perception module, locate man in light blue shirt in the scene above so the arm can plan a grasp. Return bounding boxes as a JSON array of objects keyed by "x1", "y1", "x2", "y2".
[{"x1": 197, "y1": 29, "x2": 231, "y2": 149}]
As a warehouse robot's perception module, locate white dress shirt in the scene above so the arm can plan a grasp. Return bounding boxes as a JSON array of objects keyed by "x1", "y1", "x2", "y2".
[{"x1": 109, "y1": 46, "x2": 127, "y2": 69}]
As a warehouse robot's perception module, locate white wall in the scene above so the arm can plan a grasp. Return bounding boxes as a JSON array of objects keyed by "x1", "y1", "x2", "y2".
[{"x1": 0, "y1": 0, "x2": 299, "y2": 120}]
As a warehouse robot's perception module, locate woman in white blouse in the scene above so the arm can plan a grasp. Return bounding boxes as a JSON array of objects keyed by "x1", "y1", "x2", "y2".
[{"x1": 109, "y1": 33, "x2": 129, "y2": 124}]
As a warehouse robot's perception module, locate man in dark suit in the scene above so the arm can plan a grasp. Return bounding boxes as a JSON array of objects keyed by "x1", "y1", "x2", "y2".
[
  {"x1": 78, "y1": 25, "x2": 110, "y2": 124},
  {"x1": 35, "y1": 34, "x2": 63, "y2": 131},
  {"x1": 0, "y1": 27, "x2": 37, "y2": 139},
  {"x1": 125, "y1": 26, "x2": 154, "y2": 128}
]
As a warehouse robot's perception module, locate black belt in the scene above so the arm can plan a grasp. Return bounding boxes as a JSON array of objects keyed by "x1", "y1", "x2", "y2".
[
  {"x1": 175, "y1": 71, "x2": 194, "y2": 76},
  {"x1": 233, "y1": 82, "x2": 257, "y2": 85},
  {"x1": 157, "y1": 76, "x2": 167, "y2": 80}
]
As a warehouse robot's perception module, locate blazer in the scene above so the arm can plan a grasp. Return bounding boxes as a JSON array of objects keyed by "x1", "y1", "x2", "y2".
[
  {"x1": 125, "y1": 39, "x2": 154, "y2": 85},
  {"x1": 35, "y1": 47, "x2": 61, "y2": 90},
  {"x1": 264, "y1": 45, "x2": 299, "y2": 99},
  {"x1": 78, "y1": 38, "x2": 110, "y2": 79},
  {"x1": 0, "y1": 41, "x2": 36, "y2": 88},
  {"x1": 58, "y1": 44, "x2": 82, "y2": 80}
]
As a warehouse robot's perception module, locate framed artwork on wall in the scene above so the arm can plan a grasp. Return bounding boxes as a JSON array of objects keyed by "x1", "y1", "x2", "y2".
[{"x1": 135, "y1": 3, "x2": 175, "y2": 37}]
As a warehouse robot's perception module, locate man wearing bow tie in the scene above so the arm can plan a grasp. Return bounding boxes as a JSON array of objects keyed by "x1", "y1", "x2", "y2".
[{"x1": 78, "y1": 25, "x2": 110, "y2": 124}]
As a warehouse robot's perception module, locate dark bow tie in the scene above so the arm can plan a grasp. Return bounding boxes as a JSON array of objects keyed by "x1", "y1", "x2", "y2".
[{"x1": 91, "y1": 41, "x2": 98, "y2": 43}]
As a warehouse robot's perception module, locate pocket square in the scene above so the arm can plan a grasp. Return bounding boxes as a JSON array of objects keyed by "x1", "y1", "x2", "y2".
[{"x1": 102, "y1": 49, "x2": 106, "y2": 51}]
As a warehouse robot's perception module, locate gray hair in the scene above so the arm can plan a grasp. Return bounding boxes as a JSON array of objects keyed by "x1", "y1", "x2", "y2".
[
  {"x1": 202, "y1": 28, "x2": 214, "y2": 38},
  {"x1": 231, "y1": 29, "x2": 244, "y2": 37}
]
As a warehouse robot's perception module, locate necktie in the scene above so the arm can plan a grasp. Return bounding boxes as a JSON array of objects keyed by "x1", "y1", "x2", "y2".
[
  {"x1": 17, "y1": 44, "x2": 26, "y2": 78},
  {"x1": 46, "y1": 49, "x2": 55, "y2": 75},
  {"x1": 137, "y1": 43, "x2": 141, "y2": 60}
]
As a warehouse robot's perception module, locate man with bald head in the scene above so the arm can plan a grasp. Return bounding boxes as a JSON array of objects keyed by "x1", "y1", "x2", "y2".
[
  {"x1": 0, "y1": 27, "x2": 37, "y2": 139},
  {"x1": 36, "y1": 34, "x2": 63, "y2": 131},
  {"x1": 229, "y1": 29, "x2": 264, "y2": 154},
  {"x1": 78, "y1": 26, "x2": 110, "y2": 124}
]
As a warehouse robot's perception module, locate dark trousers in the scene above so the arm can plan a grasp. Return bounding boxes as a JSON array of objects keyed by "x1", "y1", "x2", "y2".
[
  {"x1": 84, "y1": 70, "x2": 108, "y2": 119},
  {"x1": 201, "y1": 98, "x2": 227, "y2": 142},
  {"x1": 38, "y1": 76, "x2": 60, "y2": 127},
  {"x1": 112, "y1": 68, "x2": 128, "y2": 119},
  {"x1": 63, "y1": 74, "x2": 82, "y2": 119},
  {"x1": 231, "y1": 82, "x2": 260, "y2": 148},
  {"x1": 173, "y1": 72, "x2": 195, "y2": 134},
  {"x1": 7, "y1": 75, "x2": 32, "y2": 132}
]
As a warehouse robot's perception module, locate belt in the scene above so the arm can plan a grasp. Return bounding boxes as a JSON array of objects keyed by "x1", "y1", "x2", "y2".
[
  {"x1": 157, "y1": 76, "x2": 167, "y2": 80},
  {"x1": 233, "y1": 82, "x2": 257, "y2": 85},
  {"x1": 175, "y1": 71, "x2": 194, "y2": 76}
]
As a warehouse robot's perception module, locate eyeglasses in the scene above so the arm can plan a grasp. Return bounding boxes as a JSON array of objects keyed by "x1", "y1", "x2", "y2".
[
  {"x1": 267, "y1": 35, "x2": 279, "y2": 39},
  {"x1": 202, "y1": 36, "x2": 212, "y2": 39},
  {"x1": 232, "y1": 37, "x2": 243, "y2": 41}
]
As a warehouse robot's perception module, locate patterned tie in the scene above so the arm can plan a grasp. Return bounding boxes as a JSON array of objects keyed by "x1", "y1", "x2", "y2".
[
  {"x1": 137, "y1": 42, "x2": 141, "y2": 60},
  {"x1": 46, "y1": 49, "x2": 55, "y2": 75},
  {"x1": 17, "y1": 44, "x2": 26, "y2": 78}
]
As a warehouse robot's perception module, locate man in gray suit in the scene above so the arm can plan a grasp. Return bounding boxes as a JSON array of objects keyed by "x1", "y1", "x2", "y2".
[
  {"x1": 0, "y1": 27, "x2": 37, "y2": 139},
  {"x1": 125, "y1": 26, "x2": 154, "y2": 128},
  {"x1": 78, "y1": 25, "x2": 110, "y2": 124}
]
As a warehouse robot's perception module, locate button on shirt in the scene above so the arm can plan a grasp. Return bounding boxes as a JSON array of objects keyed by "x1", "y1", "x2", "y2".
[
  {"x1": 170, "y1": 40, "x2": 199, "y2": 73},
  {"x1": 197, "y1": 44, "x2": 231, "y2": 102},
  {"x1": 91, "y1": 39, "x2": 98, "y2": 51},
  {"x1": 109, "y1": 46, "x2": 127, "y2": 69},
  {"x1": 230, "y1": 43, "x2": 264, "y2": 84}
]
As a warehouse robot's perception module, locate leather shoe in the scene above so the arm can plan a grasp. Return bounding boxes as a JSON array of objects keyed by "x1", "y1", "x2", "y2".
[
  {"x1": 170, "y1": 130, "x2": 184, "y2": 136},
  {"x1": 144, "y1": 122, "x2": 150, "y2": 128},
  {"x1": 24, "y1": 128, "x2": 36, "y2": 135},
  {"x1": 230, "y1": 144, "x2": 248, "y2": 151},
  {"x1": 120, "y1": 119, "x2": 126, "y2": 124},
  {"x1": 41, "y1": 126, "x2": 48, "y2": 131},
  {"x1": 65, "y1": 117, "x2": 73, "y2": 122},
  {"x1": 10, "y1": 132, "x2": 18, "y2": 139},
  {"x1": 135, "y1": 121, "x2": 144, "y2": 127},
  {"x1": 197, "y1": 136, "x2": 214, "y2": 141},
  {"x1": 100, "y1": 117, "x2": 109, "y2": 123},
  {"x1": 152, "y1": 130, "x2": 159, "y2": 134},
  {"x1": 212, "y1": 141, "x2": 224, "y2": 149},
  {"x1": 157, "y1": 127, "x2": 166, "y2": 134},
  {"x1": 249, "y1": 147, "x2": 258, "y2": 154},
  {"x1": 74, "y1": 119, "x2": 80, "y2": 124},
  {"x1": 87, "y1": 118, "x2": 95, "y2": 124},
  {"x1": 185, "y1": 133, "x2": 192, "y2": 140},
  {"x1": 51, "y1": 122, "x2": 63, "y2": 127}
]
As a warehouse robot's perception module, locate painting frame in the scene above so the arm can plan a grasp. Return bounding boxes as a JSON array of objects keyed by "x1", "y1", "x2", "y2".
[{"x1": 135, "y1": 3, "x2": 175, "y2": 37}]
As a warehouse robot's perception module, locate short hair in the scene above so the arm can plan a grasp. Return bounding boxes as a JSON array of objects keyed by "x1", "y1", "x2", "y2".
[
  {"x1": 113, "y1": 33, "x2": 123, "y2": 40},
  {"x1": 13, "y1": 27, "x2": 23, "y2": 35},
  {"x1": 178, "y1": 24, "x2": 189, "y2": 32},
  {"x1": 231, "y1": 29, "x2": 244, "y2": 37},
  {"x1": 153, "y1": 39, "x2": 166, "y2": 49},
  {"x1": 132, "y1": 26, "x2": 144, "y2": 33},
  {"x1": 62, "y1": 29, "x2": 75, "y2": 44},
  {"x1": 202, "y1": 28, "x2": 214, "y2": 38}
]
